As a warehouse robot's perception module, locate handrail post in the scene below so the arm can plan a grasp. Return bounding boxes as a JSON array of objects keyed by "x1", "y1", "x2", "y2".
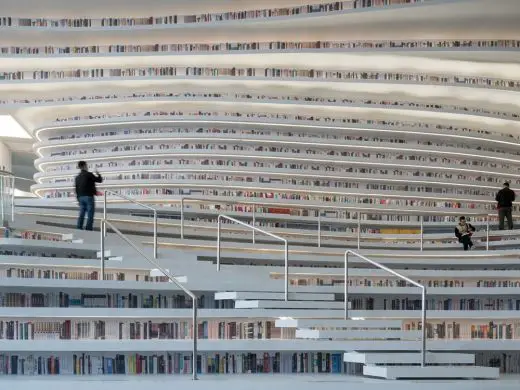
[
  {"x1": 217, "y1": 216, "x2": 221, "y2": 271},
  {"x1": 357, "y1": 214, "x2": 361, "y2": 250},
  {"x1": 344, "y1": 251, "x2": 349, "y2": 320},
  {"x1": 318, "y1": 210, "x2": 321, "y2": 248},
  {"x1": 284, "y1": 240, "x2": 289, "y2": 301},
  {"x1": 11, "y1": 176, "x2": 15, "y2": 222},
  {"x1": 180, "y1": 198, "x2": 184, "y2": 239},
  {"x1": 486, "y1": 215, "x2": 490, "y2": 251},
  {"x1": 421, "y1": 286, "x2": 427, "y2": 367},
  {"x1": 100, "y1": 220, "x2": 105, "y2": 281},
  {"x1": 153, "y1": 210, "x2": 158, "y2": 259},
  {"x1": 192, "y1": 297, "x2": 198, "y2": 380},
  {"x1": 420, "y1": 215, "x2": 424, "y2": 251},
  {"x1": 103, "y1": 191, "x2": 107, "y2": 237},
  {"x1": 0, "y1": 176, "x2": 4, "y2": 223},
  {"x1": 252, "y1": 206, "x2": 256, "y2": 244}
]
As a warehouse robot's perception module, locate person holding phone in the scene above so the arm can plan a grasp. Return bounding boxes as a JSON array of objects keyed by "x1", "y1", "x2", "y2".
[
  {"x1": 455, "y1": 216, "x2": 476, "y2": 251},
  {"x1": 75, "y1": 161, "x2": 103, "y2": 231}
]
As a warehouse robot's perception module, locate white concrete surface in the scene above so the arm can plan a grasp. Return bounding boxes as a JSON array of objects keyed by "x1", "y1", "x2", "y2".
[{"x1": 0, "y1": 375, "x2": 518, "y2": 390}]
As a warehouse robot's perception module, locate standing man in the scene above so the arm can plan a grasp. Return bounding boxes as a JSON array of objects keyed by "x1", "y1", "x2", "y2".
[
  {"x1": 75, "y1": 161, "x2": 103, "y2": 231},
  {"x1": 496, "y1": 182, "x2": 515, "y2": 230}
]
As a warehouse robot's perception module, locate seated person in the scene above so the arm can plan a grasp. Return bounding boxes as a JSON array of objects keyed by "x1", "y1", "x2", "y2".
[{"x1": 454, "y1": 216, "x2": 476, "y2": 251}]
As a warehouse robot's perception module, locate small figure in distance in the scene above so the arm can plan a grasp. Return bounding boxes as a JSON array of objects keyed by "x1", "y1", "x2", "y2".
[
  {"x1": 455, "y1": 216, "x2": 476, "y2": 251},
  {"x1": 75, "y1": 161, "x2": 103, "y2": 231},
  {"x1": 496, "y1": 182, "x2": 515, "y2": 230}
]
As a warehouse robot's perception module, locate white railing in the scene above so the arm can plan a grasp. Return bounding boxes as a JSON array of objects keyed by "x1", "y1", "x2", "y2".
[
  {"x1": 178, "y1": 196, "x2": 511, "y2": 251},
  {"x1": 216, "y1": 214, "x2": 289, "y2": 301},
  {"x1": 100, "y1": 218, "x2": 198, "y2": 380},
  {"x1": 343, "y1": 250, "x2": 427, "y2": 367},
  {"x1": 103, "y1": 190, "x2": 158, "y2": 258}
]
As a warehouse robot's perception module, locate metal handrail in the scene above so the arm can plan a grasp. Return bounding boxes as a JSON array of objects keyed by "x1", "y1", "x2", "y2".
[
  {"x1": 344, "y1": 250, "x2": 427, "y2": 367},
  {"x1": 100, "y1": 219, "x2": 198, "y2": 380},
  {"x1": 178, "y1": 196, "x2": 511, "y2": 251},
  {"x1": 216, "y1": 214, "x2": 289, "y2": 301},
  {"x1": 103, "y1": 190, "x2": 158, "y2": 258}
]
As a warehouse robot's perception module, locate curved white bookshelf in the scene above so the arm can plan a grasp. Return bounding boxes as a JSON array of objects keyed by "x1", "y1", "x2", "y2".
[{"x1": 3, "y1": 0, "x2": 520, "y2": 379}]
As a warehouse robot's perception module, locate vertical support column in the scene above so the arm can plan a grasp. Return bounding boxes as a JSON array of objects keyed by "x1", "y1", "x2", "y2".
[
  {"x1": 216, "y1": 216, "x2": 221, "y2": 271},
  {"x1": 192, "y1": 299, "x2": 198, "y2": 380},
  {"x1": 103, "y1": 191, "x2": 107, "y2": 237},
  {"x1": 344, "y1": 251, "x2": 349, "y2": 320},
  {"x1": 317, "y1": 210, "x2": 321, "y2": 247},
  {"x1": 421, "y1": 287, "x2": 427, "y2": 367},
  {"x1": 0, "y1": 176, "x2": 4, "y2": 224},
  {"x1": 153, "y1": 210, "x2": 158, "y2": 259},
  {"x1": 357, "y1": 213, "x2": 361, "y2": 250},
  {"x1": 486, "y1": 215, "x2": 490, "y2": 251},
  {"x1": 420, "y1": 215, "x2": 424, "y2": 251},
  {"x1": 180, "y1": 198, "x2": 184, "y2": 239},
  {"x1": 100, "y1": 220, "x2": 105, "y2": 281},
  {"x1": 10, "y1": 176, "x2": 14, "y2": 222},
  {"x1": 284, "y1": 240, "x2": 289, "y2": 302},
  {"x1": 252, "y1": 206, "x2": 256, "y2": 244}
]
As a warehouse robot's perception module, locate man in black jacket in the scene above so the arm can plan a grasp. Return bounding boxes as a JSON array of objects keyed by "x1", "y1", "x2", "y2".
[
  {"x1": 496, "y1": 182, "x2": 515, "y2": 230},
  {"x1": 75, "y1": 161, "x2": 103, "y2": 231}
]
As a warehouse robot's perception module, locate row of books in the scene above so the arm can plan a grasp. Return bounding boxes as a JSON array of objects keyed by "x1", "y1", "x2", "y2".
[
  {"x1": 48, "y1": 110, "x2": 504, "y2": 139},
  {"x1": 3, "y1": 39, "x2": 520, "y2": 55},
  {"x1": 43, "y1": 187, "x2": 498, "y2": 213},
  {"x1": 41, "y1": 120, "x2": 517, "y2": 146},
  {"x1": 290, "y1": 278, "x2": 520, "y2": 289},
  {"x1": 43, "y1": 193, "x2": 493, "y2": 214},
  {"x1": 6, "y1": 318, "x2": 520, "y2": 342},
  {"x1": 17, "y1": 231, "x2": 68, "y2": 242},
  {"x1": 45, "y1": 143, "x2": 514, "y2": 173},
  {"x1": 2, "y1": 1, "x2": 428, "y2": 28},
  {"x1": 290, "y1": 278, "x2": 469, "y2": 288},
  {"x1": 45, "y1": 157, "x2": 518, "y2": 189},
  {"x1": 0, "y1": 320, "x2": 276, "y2": 341},
  {"x1": 26, "y1": 93, "x2": 515, "y2": 131},
  {"x1": 4, "y1": 67, "x2": 519, "y2": 90},
  {"x1": 46, "y1": 140, "x2": 512, "y2": 171},
  {"x1": 387, "y1": 298, "x2": 520, "y2": 311},
  {"x1": 0, "y1": 250, "x2": 86, "y2": 258},
  {"x1": 0, "y1": 351, "x2": 344, "y2": 375},
  {"x1": 43, "y1": 172, "x2": 495, "y2": 199},
  {"x1": 476, "y1": 352, "x2": 520, "y2": 373},
  {"x1": 0, "y1": 292, "x2": 203, "y2": 309}
]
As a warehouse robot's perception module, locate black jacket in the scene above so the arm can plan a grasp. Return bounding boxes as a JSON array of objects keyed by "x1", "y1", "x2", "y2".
[
  {"x1": 495, "y1": 187, "x2": 515, "y2": 208},
  {"x1": 75, "y1": 170, "x2": 103, "y2": 199}
]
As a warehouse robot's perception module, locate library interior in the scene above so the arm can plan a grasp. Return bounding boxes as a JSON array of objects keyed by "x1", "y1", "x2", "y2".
[{"x1": 1, "y1": 0, "x2": 520, "y2": 388}]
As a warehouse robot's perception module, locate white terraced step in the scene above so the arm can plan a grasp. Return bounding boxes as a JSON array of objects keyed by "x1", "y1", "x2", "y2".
[
  {"x1": 296, "y1": 329, "x2": 420, "y2": 340},
  {"x1": 362, "y1": 365, "x2": 499, "y2": 380},
  {"x1": 275, "y1": 319, "x2": 403, "y2": 329},
  {"x1": 235, "y1": 300, "x2": 345, "y2": 309},
  {"x1": 344, "y1": 351, "x2": 475, "y2": 365},
  {"x1": 215, "y1": 292, "x2": 335, "y2": 301},
  {"x1": 96, "y1": 250, "x2": 112, "y2": 258}
]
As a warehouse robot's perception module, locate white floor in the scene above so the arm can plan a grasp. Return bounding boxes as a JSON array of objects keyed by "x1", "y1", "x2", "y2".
[{"x1": 0, "y1": 375, "x2": 518, "y2": 390}]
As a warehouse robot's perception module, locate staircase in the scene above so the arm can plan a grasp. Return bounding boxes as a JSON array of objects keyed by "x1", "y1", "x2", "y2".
[{"x1": 217, "y1": 291, "x2": 500, "y2": 380}]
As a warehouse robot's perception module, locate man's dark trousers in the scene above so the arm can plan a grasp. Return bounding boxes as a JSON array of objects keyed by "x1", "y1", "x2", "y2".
[
  {"x1": 498, "y1": 207, "x2": 513, "y2": 230},
  {"x1": 77, "y1": 195, "x2": 95, "y2": 231}
]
